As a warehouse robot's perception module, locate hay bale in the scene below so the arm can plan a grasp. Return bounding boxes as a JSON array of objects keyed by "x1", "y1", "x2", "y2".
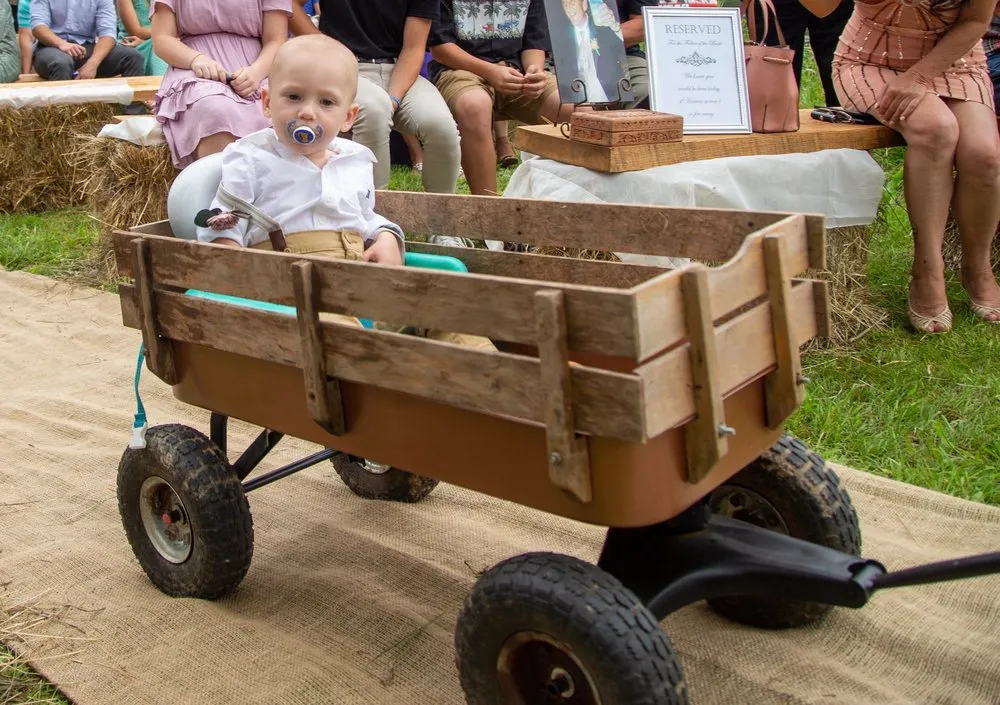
[
  {"x1": 817, "y1": 225, "x2": 889, "y2": 346},
  {"x1": 942, "y1": 218, "x2": 1000, "y2": 273},
  {"x1": 0, "y1": 103, "x2": 115, "y2": 212},
  {"x1": 69, "y1": 134, "x2": 175, "y2": 285}
]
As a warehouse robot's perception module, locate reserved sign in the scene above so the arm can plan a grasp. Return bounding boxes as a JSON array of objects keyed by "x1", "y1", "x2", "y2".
[{"x1": 643, "y1": 6, "x2": 751, "y2": 134}]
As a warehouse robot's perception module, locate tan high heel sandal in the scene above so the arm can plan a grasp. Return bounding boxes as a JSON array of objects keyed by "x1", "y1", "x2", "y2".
[
  {"x1": 969, "y1": 299, "x2": 1000, "y2": 324},
  {"x1": 907, "y1": 303, "x2": 953, "y2": 334}
]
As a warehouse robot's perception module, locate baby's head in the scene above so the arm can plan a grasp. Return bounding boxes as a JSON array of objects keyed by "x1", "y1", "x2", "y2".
[{"x1": 263, "y1": 35, "x2": 360, "y2": 156}]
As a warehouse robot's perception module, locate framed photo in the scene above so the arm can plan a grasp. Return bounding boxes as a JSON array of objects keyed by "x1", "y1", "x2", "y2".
[
  {"x1": 543, "y1": 0, "x2": 634, "y2": 105},
  {"x1": 642, "y1": 6, "x2": 751, "y2": 134}
]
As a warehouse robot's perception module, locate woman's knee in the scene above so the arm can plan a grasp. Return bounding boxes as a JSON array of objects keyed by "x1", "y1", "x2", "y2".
[
  {"x1": 903, "y1": 106, "x2": 960, "y2": 154},
  {"x1": 956, "y1": 138, "x2": 1000, "y2": 185}
]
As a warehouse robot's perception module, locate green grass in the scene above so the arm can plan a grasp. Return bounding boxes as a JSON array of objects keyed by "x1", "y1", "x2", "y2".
[
  {"x1": 0, "y1": 649, "x2": 68, "y2": 705},
  {"x1": 0, "y1": 210, "x2": 100, "y2": 281}
]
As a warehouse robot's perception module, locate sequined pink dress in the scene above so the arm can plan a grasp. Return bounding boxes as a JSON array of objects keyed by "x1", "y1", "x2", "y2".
[{"x1": 831, "y1": 0, "x2": 993, "y2": 115}]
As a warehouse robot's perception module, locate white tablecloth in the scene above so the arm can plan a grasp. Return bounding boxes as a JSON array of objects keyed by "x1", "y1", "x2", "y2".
[{"x1": 503, "y1": 148, "x2": 885, "y2": 267}]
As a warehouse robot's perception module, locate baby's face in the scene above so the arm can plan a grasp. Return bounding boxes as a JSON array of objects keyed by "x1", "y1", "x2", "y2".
[{"x1": 263, "y1": 53, "x2": 359, "y2": 157}]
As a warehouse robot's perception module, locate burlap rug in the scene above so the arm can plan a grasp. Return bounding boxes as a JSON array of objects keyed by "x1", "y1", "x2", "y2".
[{"x1": 0, "y1": 269, "x2": 997, "y2": 705}]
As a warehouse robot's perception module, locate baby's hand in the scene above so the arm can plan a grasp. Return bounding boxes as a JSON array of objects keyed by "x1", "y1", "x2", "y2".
[{"x1": 362, "y1": 231, "x2": 403, "y2": 266}]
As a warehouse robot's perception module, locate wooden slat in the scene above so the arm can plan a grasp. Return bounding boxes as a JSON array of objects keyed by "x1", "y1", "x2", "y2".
[
  {"x1": 376, "y1": 191, "x2": 801, "y2": 262},
  {"x1": 131, "y1": 240, "x2": 177, "y2": 385},
  {"x1": 514, "y1": 109, "x2": 905, "y2": 173},
  {"x1": 637, "y1": 280, "x2": 819, "y2": 438},
  {"x1": 680, "y1": 267, "x2": 728, "y2": 483},
  {"x1": 1, "y1": 75, "x2": 162, "y2": 102},
  {"x1": 405, "y1": 241, "x2": 664, "y2": 289},
  {"x1": 536, "y1": 290, "x2": 592, "y2": 503},
  {"x1": 111, "y1": 232, "x2": 645, "y2": 359},
  {"x1": 762, "y1": 236, "x2": 803, "y2": 429},
  {"x1": 631, "y1": 215, "x2": 810, "y2": 360},
  {"x1": 812, "y1": 279, "x2": 832, "y2": 341},
  {"x1": 118, "y1": 286, "x2": 649, "y2": 442},
  {"x1": 292, "y1": 262, "x2": 346, "y2": 436},
  {"x1": 16, "y1": 74, "x2": 43, "y2": 83}
]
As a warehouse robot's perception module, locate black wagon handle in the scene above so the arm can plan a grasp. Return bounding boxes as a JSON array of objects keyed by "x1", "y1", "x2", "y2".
[{"x1": 872, "y1": 551, "x2": 1000, "y2": 591}]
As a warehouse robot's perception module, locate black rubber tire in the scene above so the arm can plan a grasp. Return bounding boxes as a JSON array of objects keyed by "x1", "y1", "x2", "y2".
[
  {"x1": 117, "y1": 424, "x2": 253, "y2": 600},
  {"x1": 455, "y1": 552, "x2": 689, "y2": 705},
  {"x1": 331, "y1": 454, "x2": 438, "y2": 503},
  {"x1": 707, "y1": 433, "x2": 862, "y2": 629}
]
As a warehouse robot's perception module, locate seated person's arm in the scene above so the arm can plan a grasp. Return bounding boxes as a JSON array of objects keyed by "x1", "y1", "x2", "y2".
[
  {"x1": 245, "y1": 11, "x2": 288, "y2": 86},
  {"x1": 519, "y1": 0, "x2": 551, "y2": 97},
  {"x1": 75, "y1": 0, "x2": 118, "y2": 80},
  {"x1": 30, "y1": 0, "x2": 72, "y2": 51},
  {"x1": 117, "y1": 0, "x2": 152, "y2": 41},
  {"x1": 387, "y1": 16, "x2": 433, "y2": 108},
  {"x1": 622, "y1": 1, "x2": 655, "y2": 47},
  {"x1": 289, "y1": 0, "x2": 320, "y2": 36},
  {"x1": 19, "y1": 28, "x2": 33, "y2": 74},
  {"x1": 151, "y1": 1, "x2": 226, "y2": 80}
]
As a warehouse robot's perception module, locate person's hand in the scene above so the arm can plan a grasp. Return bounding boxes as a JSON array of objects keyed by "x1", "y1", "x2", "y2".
[
  {"x1": 121, "y1": 36, "x2": 141, "y2": 48},
  {"x1": 228, "y1": 66, "x2": 260, "y2": 99},
  {"x1": 190, "y1": 53, "x2": 228, "y2": 82},
  {"x1": 58, "y1": 41, "x2": 86, "y2": 59},
  {"x1": 75, "y1": 62, "x2": 97, "y2": 80},
  {"x1": 522, "y1": 65, "x2": 547, "y2": 100},
  {"x1": 362, "y1": 231, "x2": 403, "y2": 266},
  {"x1": 876, "y1": 71, "x2": 930, "y2": 125},
  {"x1": 488, "y1": 64, "x2": 526, "y2": 96}
]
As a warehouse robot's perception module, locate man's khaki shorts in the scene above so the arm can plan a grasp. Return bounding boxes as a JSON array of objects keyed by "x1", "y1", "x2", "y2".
[{"x1": 435, "y1": 66, "x2": 559, "y2": 124}]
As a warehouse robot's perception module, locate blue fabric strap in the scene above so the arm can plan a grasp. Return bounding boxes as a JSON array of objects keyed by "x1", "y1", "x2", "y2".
[{"x1": 130, "y1": 343, "x2": 148, "y2": 449}]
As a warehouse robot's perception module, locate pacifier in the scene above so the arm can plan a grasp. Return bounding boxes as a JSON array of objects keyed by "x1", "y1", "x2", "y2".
[{"x1": 287, "y1": 120, "x2": 324, "y2": 146}]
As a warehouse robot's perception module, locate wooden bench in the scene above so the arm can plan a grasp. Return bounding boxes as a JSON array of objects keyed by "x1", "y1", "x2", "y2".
[
  {"x1": 1, "y1": 75, "x2": 162, "y2": 102},
  {"x1": 515, "y1": 109, "x2": 906, "y2": 173}
]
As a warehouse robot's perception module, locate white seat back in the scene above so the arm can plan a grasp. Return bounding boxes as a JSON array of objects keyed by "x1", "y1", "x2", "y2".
[{"x1": 167, "y1": 152, "x2": 225, "y2": 240}]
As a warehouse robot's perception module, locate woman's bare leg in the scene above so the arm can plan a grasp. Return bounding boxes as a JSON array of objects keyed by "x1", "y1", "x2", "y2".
[
  {"x1": 948, "y1": 99, "x2": 1000, "y2": 319},
  {"x1": 892, "y1": 96, "x2": 960, "y2": 329},
  {"x1": 195, "y1": 132, "x2": 236, "y2": 161}
]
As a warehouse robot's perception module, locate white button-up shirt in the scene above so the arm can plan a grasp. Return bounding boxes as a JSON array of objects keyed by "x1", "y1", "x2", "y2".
[{"x1": 196, "y1": 128, "x2": 404, "y2": 249}]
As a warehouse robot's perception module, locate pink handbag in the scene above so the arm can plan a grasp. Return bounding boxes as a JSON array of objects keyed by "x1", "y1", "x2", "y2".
[{"x1": 742, "y1": 0, "x2": 800, "y2": 133}]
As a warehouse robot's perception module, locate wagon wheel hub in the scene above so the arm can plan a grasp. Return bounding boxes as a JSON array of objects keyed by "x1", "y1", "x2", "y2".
[
  {"x1": 139, "y1": 476, "x2": 193, "y2": 564},
  {"x1": 710, "y1": 485, "x2": 789, "y2": 534},
  {"x1": 497, "y1": 631, "x2": 601, "y2": 704}
]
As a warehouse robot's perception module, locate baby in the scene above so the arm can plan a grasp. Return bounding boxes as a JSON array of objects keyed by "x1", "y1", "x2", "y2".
[
  {"x1": 196, "y1": 34, "x2": 404, "y2": 268},
  {"x1": 197, "y1": 34, "x2": 495, "y2": 350}
]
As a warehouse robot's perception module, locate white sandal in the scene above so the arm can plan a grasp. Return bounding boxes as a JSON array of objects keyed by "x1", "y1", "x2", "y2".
[
  {"x1": 969, "y1": 299, "x2": 1000, "y2": 324},
  {"x1": 907, "y1": 302, "x2": 952, "y2": 334}
]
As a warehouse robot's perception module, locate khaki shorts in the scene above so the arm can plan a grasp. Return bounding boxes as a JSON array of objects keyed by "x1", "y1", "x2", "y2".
[
  {"x1": 253, "y1": 229, "x2": 497, "y2": 351},
  {"x1": 435, "y1": 66, "x2": 559, "y2": 124}
]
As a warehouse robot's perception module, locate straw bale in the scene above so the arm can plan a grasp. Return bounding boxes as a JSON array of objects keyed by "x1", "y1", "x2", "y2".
[
  {"x1": 0, "y1": 104, "x2": 115, "y2": 213},
  {"x1": 817, "y1": 225, "x2": 890, "y2": 346},
  {"x1": 70, "y1": 135, "x2": 175, "y2": 281},
  {"x1": 942, "y1": 218, "x2": 1000, "y2": 273}
]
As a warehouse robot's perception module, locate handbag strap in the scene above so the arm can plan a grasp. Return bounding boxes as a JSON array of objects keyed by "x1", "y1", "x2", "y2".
[{"x1": 742, "y1": 0, "x2": 787, "y2": 48}]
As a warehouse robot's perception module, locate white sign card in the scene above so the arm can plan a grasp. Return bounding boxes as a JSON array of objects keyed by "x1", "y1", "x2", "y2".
[{"x1": 642, "y1": 6, "x2": 751, "y2": 134}]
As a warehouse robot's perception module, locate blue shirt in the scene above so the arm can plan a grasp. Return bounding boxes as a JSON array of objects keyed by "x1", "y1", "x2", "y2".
[{"x1": 30, "y1": 0, "x2": 117, "y2": 45}]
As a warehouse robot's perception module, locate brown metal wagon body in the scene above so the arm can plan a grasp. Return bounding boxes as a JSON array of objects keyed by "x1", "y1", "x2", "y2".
[
  {"x1": 113, "y1": 191, "x2": 827, "y2": 526},
  {"x1": 111, "y1": 191, "x2": 997, "y2": 705}
]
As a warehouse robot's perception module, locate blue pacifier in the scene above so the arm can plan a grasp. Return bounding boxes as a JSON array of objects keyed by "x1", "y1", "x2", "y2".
[{"x1": 287, "y1": 120, "x2": 323, "y2": 146}]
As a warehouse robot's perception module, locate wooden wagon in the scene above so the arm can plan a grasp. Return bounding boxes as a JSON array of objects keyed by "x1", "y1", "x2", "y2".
[{"x1": 110, "y1": 191, "x2": 999, "y2": 705}]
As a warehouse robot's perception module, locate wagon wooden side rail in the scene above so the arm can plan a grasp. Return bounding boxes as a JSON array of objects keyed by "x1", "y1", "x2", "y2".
[{"x1": 112, "y1": 193, "x2": 827, "y2": 527}]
